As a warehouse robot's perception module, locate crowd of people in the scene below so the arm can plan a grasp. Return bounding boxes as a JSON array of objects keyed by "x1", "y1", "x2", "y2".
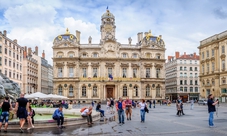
[{"x1": 0, "y1": 93, "x2": 220, "y2": 133}]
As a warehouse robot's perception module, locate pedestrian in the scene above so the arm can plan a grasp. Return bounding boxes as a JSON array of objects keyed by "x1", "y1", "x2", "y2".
[
  {"x1": 149, "y1": 99, "x2": 152, "y2": 108},
  {"x1": 207, "y1": 94, "x2": 219, "y2": 127},
  {"x1": 115, "y1": 97, "x2": 125, "y2": 125},
  {"x1": 138, "y1": 99, "x2": 147, "y2": 123},
  {"x1": 15, "y1": 93, "x2": 29, "y2": 133},
  {"x1": 153, "y1": 100, "x2": 156, "y2": 108},
  {"x1": 68, "y1": 101, "x2": 73, "y2": 110},
  {"x1": 110, "y1": 98, "x2": 114, "y2": 114},
  {"x1": 27, "y1": 106, "x2": 34, "y2": 130},
  {"x1": 106, "y1": 99, "x2": 110, "y2": 113},
  {"x1": 91, "y1": 100, "x2": 94, "y2": 108},
  {"x1": 125, "y1": 96, "x2": 132, "y2": 120},
  {"x1": 180, "y1": 100, "x2": 185, "y2": 115},
  {"x1": 0, "y1": 96, "x2": 12, "y2": 133},
  {"x1": 176, "y1": 100, "x2": 181, "y2": 116},
  {"x1": 96, "y1": 102, "x2": 105, "y2": 117},
  {"x1": 81, "y1": 106, "x2": 93, "y2": 126},
  {"x1": 52, "y1": 105, "x2": 64, "y2": 129},
  {"x1": 190, "y1": 99, "x2": 194, "y2": 110}
]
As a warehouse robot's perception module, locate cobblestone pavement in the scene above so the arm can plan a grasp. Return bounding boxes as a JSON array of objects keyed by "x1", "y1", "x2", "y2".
[{"x1": 2, "y1": 103, "x2": 227, "y2": 136}]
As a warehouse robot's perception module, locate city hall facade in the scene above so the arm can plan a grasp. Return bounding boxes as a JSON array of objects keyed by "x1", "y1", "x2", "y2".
[{"x1": 52, "y1": 10, "x2": 166, "y2": 102}]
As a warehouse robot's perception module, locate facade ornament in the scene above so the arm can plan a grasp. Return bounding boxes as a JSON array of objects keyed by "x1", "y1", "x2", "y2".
[
  {"x1": 66, "y1": 62, "x2": 76, "y2": 67},
  {"x1": 131, "y1": 63, "x2": 140, "y2": 68},
  {"x1": 56, "y1": 62, "x2": 65, "y2": 67},
  {"x1": 128, "y1": 37, "x2": 132, "y2": 45},
  {"x1": 220, "y1": 54, "x2": 226, "y2": 59},
  {"x1": 154, "y1": 63, "x2": 163, "y2": 68},
  {"x1": 66, "y1": 28, "x2": 70, "y2": 34},
  {"x1": 143, "y1": 63, "x2": 153, "y2": 67},
  {"x1": 105, "y1": 62, "x2": 115, "y2": 67},
  {"x1": 120, "y1": 63, "x2": 129, "y2": 67},
  {"x1": 88, "y1": 36, "x2": 92, "y2": 44},
  {"x1": 79, "y1": 63, "x2": 89, "y2": 67},
  {"x1": 91, "y1": 62, "x2": 100, "y2": 67}
]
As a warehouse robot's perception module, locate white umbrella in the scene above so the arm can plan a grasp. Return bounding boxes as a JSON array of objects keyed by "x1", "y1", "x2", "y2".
[
  {"x1": 47, "y1": 94, "x2": 68, "y2": 100},
  {"x1": 25, "y1": 92, "x2": 50, "y2": 99}
]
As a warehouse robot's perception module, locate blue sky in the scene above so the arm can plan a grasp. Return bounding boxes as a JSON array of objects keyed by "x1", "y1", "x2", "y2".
[{"x1": 0, "y1": 0, "x2": 227, "y2": 64}]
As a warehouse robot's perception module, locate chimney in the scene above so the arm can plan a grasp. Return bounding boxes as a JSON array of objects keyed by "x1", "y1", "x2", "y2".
[
  {"x1": 137, "y1": 33, "x2": 140, "y2": 43},
  {"x1": 140, "y1": 32, "x2": 143, "y2": 42},
  {"x1": 3, "y1": 30, "x2": 7, "y2": 37},
  {"x1": 175, "y1": 51, "x2": 179, "y2": 59},
  {"x1": 13, "y1": 39, "x2": 17, "y2": 44},
  {"x1": 35, "y1": 46, "x2": 38, "y2": 55},
  {"x1": 42, "y1": 50, "x2": 45, "y2": 59},
  {"x1": 168, "y1": 56, "x2": 172, "y2": 61},
  {"x1": 28, "y1": 47, "x2": 32, "y2": 56},
  {"x1": 23, "y1": 46, "x2": 27, "y2": 58},
  {"x1": 76, "y1": 30, "x2": 81, "y2": 44},
  {"x1": 193, "y1": 52, "x2": 196, "y2": 58},
  {"x1": 184, "y1": 52, "x2": 186, "y2": 58}
]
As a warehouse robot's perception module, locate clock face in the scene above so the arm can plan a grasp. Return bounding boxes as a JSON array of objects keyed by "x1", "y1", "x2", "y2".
[{"x1": 104, "y1": 24, "x2": 112, "y2": 32}]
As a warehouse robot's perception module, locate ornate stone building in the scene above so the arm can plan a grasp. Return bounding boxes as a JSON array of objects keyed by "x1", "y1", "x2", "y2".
[
  {"x1": 198, "y1": 30, "x2": 227, "y2": 102},
  {"x1": 52, "y1": 9, "x2": 166, "y2": 103}
]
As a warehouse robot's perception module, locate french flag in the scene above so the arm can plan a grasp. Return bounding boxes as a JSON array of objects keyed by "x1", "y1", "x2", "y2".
[{"x1": 109, "y1": 74, "x2": 113, "y2": 80}]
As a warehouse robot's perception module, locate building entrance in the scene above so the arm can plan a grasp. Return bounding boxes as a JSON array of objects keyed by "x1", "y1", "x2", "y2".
[{"x1": 106, "y1": 88, "x2": 114, "y2": 99}]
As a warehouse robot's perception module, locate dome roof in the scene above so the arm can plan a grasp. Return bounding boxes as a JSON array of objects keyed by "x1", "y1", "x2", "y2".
[
  {"x1": 54, "y1": 28, "x2": 77, "y2": 42},
  {"x1": 102, "y1": 10, "x2": 115, "y2": 19}
]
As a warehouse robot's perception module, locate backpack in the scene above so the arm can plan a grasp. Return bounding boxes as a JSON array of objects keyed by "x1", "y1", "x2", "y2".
[
  {"x1": 80, "y1": 107, "x2": 87, "y2": 113},
  {"x1": 111, "y1": 100, "x2": 114, "y2": 106}
]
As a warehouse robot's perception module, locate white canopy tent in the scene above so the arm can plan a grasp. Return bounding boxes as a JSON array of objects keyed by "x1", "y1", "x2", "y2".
[
  {"x1": 48, "y1": 94, "x2": 68, "y2": 100},
  {"x1": 24, "y1": 92, "x2": 50, "y2": 99}
]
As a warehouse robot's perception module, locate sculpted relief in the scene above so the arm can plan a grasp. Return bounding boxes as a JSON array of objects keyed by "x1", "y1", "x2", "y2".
[{"x1": 101, "y1": 42, "x2": 120, "y2": 58}]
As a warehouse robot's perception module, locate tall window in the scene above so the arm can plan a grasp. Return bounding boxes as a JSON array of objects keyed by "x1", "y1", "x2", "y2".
[
  {"x1": 82, "y1": 68, "x2": 87, "y2": 77},
  {"x1": 5, "y1": 48, "x2": 7, "y2": 54},
  {"x1": 122, "y1": 68, "x2": 127, "y2": 78},
  {"x1": 69, "y1": 85, "x2": 73, "y2": 96},
  {"x1": 108, "y1": 68, "x2": 112, "y2": 76},
  {"x1": 122, "y1": 53, "x2": 127, "y2": 58},
  {"x1": 5, "y1": 69, "x2": 7, "y2": 76},
  {"x1": 195, "y1": 67, "x2": 197, "y2": 71},
  {"x1": 82, "y1": 86, "x2": 86, "y2": 96},
  {"x1": 9, "y1": 60, "x2": 11, "y2": 67},
  {"x1": 190, "y1": 87, "x2": 193, "y2": 92},
  {"x1": 184, "y1": 67, "x2": 187, "y2": 71},
  {"x1": 190, "y1": 67, "x2": 192, "y2": 71},
  {"x1": 184, "y1": 73, "x2": 187, "y2": 77},
  {"x1": 180, "y1": 87, "x2": 183, "y2": 91},
  {"x1": 195, "y1": 80, "x2": 198, "y2": 85},
  {"x1": 58, "y1": 68, "x2": 63, "y2": 77},
  {"x1": 212, "y1": 49, "x2": 214, "y2": 56},
  {"x1": 156, "y1": 68, "x2": 160, "y2": 78},
  {"x1": 222, "y1": 46, "x2": 225, "y2": 54},
  {"x1": 207, "y1": 64, "x2": 209, "y2": 73},
  {"x1": 195, "y1": 87, "x2": 198, "y2": 92},
  {"x1": 123, "y1": 85, "x2": 127, "y2": 96},
  {"x1": 69, "y1": 67, "x2": 73, "y2": 77},
  {"x1": 69, "y1": 53, "x2": 74, "y2": 57},
  {"x1": 133, "y1": 68, "x2": 137, "y2": 78},
  {"x1": 146, "y1": 85, "x2": 150, "y2": 96},
  {"x1": 0, "y1": 45, "x2": 1, "y2": 53},
  {"x1": 134, "y1": 86, "x2": 138, "y2": 96},
  {"x1": 58, "y1": 85, "x2": 63, "y2": 95},
  {"x1": 180, "y1": 67, "x2": 183, "y2": 70},
  {"x1": 184, "y1": 87, "x2": 187, "y2": 92},
  {"x1": 202, "y1": 52, "x2": 204, "y2": 59},
  {"x1": 5, "y1": 58, "x2": 7, "y2": 65},
  {"x1": 93, "y1": 68, "x2": 97, "y2": 78},
  {"x1": 133, "y1": 53, "x2": 137, "y2": 58},
  {"x1": 184, "y1": 80, "x2": 187, "y2": 85},
  {"x1": 222, "y1": 60, "x2": 225, "y2": 70},
  {"x1": 93, "y1": 53, "x2": 98, "y2": 58},
  {"x1": 195, "y1": 73, "x2": 198, "y2": 77},
  {"x1": 180, "y1": 60, "x2": 182, "y2": 64},
  {"x1": 9, "y1": 50, "x2": 11, "y2": 56},
  {"x1": 93, "y1": 86, "x2": 97, "y2": 97},
  {"x1": 184, "y1": 60, "x2": 186, "y2": 64},
  {"x1": 212, "y1": 62, "x2": 215, "y2": 71},
  {"x1": 146, "y1": 68, "x2": 150, "y2": 78},
  {"x1": 180, "y1": 80, "x2": 183, "y2": 85},
  {"x1": 180, "y1": 72, "x2": 183, "y2": 77},
  {"x1": 156, "y1": 86, "x2": 160, "y2": 97},
  {"x1": 206, "y1": 50, "x2": 209, "y2": 58},
  {"x1": 156, "y1": 54, "x2": 160, "y2": 59},
  {"x1": 190, "y1": 80, "x2": 193, "y2": 85},
  {"x1": 202, "y1": 65, "x2": 204, "y2": 73},
  {"x1": 190, "y1": 73, "x2": 193, "y2": 77}
]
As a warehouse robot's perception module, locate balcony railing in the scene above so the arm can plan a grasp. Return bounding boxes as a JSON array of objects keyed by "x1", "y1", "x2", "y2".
[{"x1": 79, "y1": 77, "x2": 141, "y2": 81}]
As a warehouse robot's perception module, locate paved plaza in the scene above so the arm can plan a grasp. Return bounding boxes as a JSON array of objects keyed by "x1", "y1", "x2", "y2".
[{"x1": 2, "y1": 103, "x2": 227, "y2": 136}]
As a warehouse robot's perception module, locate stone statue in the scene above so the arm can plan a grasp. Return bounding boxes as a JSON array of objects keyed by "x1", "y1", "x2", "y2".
[
  {"x1": 0, "y1": 72, "x2": 21, "y2": 101},
  {"x1": 88, "y1": 36, "x2": 92, "y2": 44},
  {"x1": 128, "y1": 37, "x2": 132, "y2": 45}
]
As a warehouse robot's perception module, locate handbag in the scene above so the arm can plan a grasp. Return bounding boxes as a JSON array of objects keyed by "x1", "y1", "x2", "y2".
[{"x1": 144, "y1": 106, "x2": 149, "y2": 113}]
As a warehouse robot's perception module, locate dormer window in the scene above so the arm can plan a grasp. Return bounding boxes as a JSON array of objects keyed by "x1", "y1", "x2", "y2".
[
  {"x1": 156, "y1": 55, "x2": 160, "y2": 59},
  {"x1": 82, "y1": 53, "x2": 87, "y2": 57},
  {"x1": 93, "y1": 53, "x2": 98, "y2": 58},
  {"x1": 69, "y1": 53, "x2": 73, "y2": 58},
  {"x1": 133, "y1": 53, "x2": 137, "y2": 58},
  {"x1": 122, "y1": 53, "x2": 127, "y2": 58}
]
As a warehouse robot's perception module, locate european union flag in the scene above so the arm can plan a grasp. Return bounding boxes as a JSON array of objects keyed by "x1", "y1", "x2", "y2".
[{"x1": 108, "y1": 74, "x2": 113, "y2": 80}]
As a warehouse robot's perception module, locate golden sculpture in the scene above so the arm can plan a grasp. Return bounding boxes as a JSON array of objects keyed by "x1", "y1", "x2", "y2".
[
  {"x1": 66, "y1": 28, "x2": 70, "y2": 34},
  {"x1": 146, "y1": 30, "x2": 152, "y2": 41}
]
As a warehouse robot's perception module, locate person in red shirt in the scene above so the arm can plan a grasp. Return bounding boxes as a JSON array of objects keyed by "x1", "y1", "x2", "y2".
[
  {"x1": 125, "y1": 97, "x2": 132, "y2": 120},
  {"x1": 115, "y1": 97, "x2": 126, "y2": 125}
]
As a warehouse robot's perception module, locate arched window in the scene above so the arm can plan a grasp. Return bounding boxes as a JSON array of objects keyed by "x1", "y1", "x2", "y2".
[
  {"x1": 123, "y1": 85, "x2": 127, "y2": 96},
  {"x1": 58, "y1": 85, "x2": 63, "y2": 95},
  {"x1": 93, "y1": 86, "x2": 97, "y2": 97},
  {"x1": 156, "y1": 68, "x2": 160, "y2": 78},
  {"x1": 146, "y1": 85, "x2": 150, "y2": 96},
  {"x1": 134, "y1": 86, "x2": 138, "y2": 97},
  {"x1": 69, "y1": 85, "x2": 73, "y2": 96},
  {"x1": 156, "y1": 85, "x2": 160, "y2": 97},
  {"x1": 82, "y1": 86, "x2": 86, "y2": 96}
]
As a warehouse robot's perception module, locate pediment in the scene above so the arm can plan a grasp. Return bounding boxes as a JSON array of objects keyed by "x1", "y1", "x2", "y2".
[
  {"x1": 120, "y1": 63, "x2": 129, "y2": 67},
  {"x1": 91, "y1": 63, "x2": 100, "y2": 67},
  {"x1": 105, "y1": 62, "x2": 115, "y2": 67},
  {"x1": 131, "y1": 63, "x2": 140, "y2": 68},
  {"x1": 154, "y1": 63, "x2": 163, "y2": 68},
  {"x1": 79, "y1": 63, "x2": 89, "y2": 67},
  {"x1": 56, "y1": 62, "x2": 65, "y2": 67},
  {"x1": 66, "y1": 62, "x2": 76, "y2": 67},
  {"x1": 143, "y1": 63, "x2": 153, "y2": 67}
]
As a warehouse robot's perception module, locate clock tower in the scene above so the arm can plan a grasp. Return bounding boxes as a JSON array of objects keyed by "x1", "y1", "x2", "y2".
[{"x1": 100, "y1": 9, "x2": 116, "y2": 42}]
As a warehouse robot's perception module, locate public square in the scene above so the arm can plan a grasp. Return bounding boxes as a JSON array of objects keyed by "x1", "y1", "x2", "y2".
[{"x1": 2, "y1": 103, "x2": 227, "y2": 136}]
